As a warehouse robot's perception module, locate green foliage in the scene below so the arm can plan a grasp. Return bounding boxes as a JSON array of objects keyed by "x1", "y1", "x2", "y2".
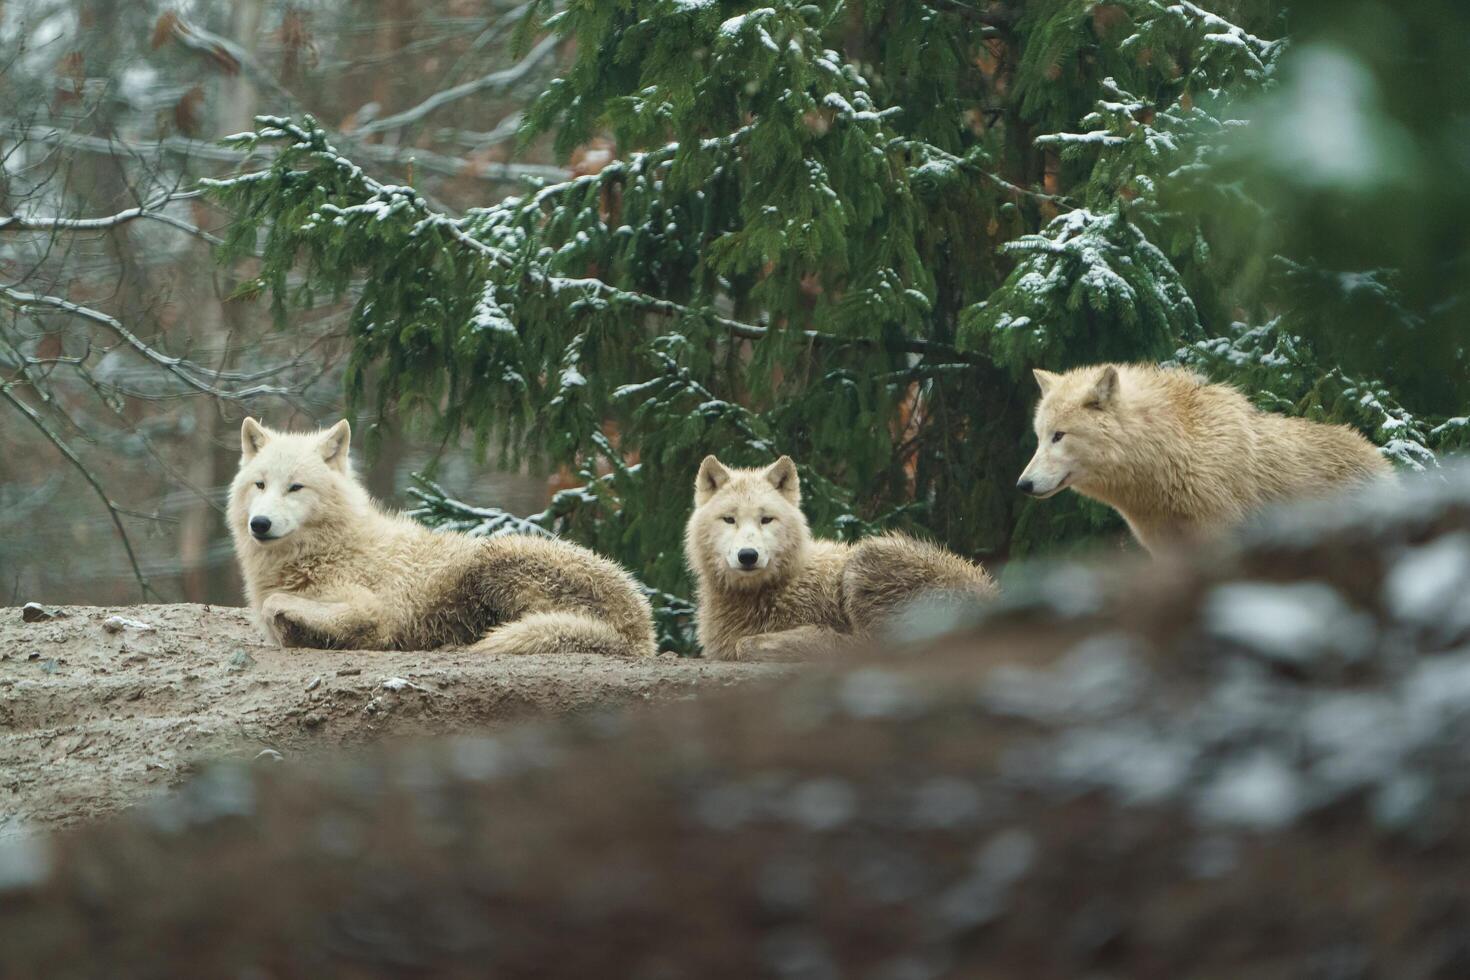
[
  {"x1": 209, "y1": 0, "x2": 1466, "y2": 653},
  {"x1": 960, "y1": 207, "x2": 1201, "y2": 371},
  {"x1": 1202, "y1": 0, "x2": 1470, "y2": 415}
]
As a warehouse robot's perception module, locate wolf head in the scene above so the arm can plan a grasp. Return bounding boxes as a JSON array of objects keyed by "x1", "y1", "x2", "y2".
[
  {"x1": 228, "y1": 418, "x2": 367, "y2": 549},
  {"x1": 1018, "y1": 365, "x2": 1126, "y2": 499},
  {"x1": 684, "y1": 455, "x2": 811, "y2": 590}
]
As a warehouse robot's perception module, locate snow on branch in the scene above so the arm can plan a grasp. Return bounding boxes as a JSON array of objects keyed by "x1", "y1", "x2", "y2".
[
  {"x1": 0, "y1": 189, "x2": 222, "y2": 245},
  {"x1": 1171, "y1": 1, "x2": 1280, "y2": 60},
  {"x1": 1123, "y1": 2, "x2": 1283, "y2": 85},
  {"x1": 209, "y1": 116, "x2": 980, "y2": 362}
]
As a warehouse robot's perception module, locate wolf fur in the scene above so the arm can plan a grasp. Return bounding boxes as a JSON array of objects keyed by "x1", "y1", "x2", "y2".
[
  {"x1": 228, "y1": 419, "x2": 656, "y2": 657},
  {"x1": 685, "y1": 455, "x2": 996, "y2": 660},
  {"x1": 1019, "y1": 363, "x2": 1393, "y2": 552}
]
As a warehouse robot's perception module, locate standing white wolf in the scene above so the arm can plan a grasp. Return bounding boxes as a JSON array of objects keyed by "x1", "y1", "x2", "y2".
[
  {"x1": 1018, "y1": 363, "x2": 1393, "y2": 552},
  {"x1": 228, "y1": 418, "x2": 656, "y2": 656},
  {"x1": 685, "y1": 455, "x2": 996, "y2": 660}
]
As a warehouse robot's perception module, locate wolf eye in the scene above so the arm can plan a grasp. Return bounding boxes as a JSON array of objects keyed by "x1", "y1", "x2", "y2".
[
  {"x1": 760, "y1": 516, "x2": 775, "y2": 524},
  {"x1": 288, "y1": 483, "x2": 304, "y2": 493},
  {"x1": 254, "y1": 480, "x2": 265, "y2": 489},
  {"x1": 722, "y1": 516, "x2": 735, "y2": 524},
  {"x1": 1051, "y1": 431, "x2": 1065, "y2": 444}
]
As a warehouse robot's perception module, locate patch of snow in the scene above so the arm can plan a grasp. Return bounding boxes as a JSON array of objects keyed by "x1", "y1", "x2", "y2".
[
  {"x1": 783, "y1": 778, "x2": 857, "y2": 831},
  {"x1": 838, "y1": 668, "x2": 918, "y2": 719},
  {"x1": 980, "y1": 633, "x2": 1146, "y2": 723},
  {"x1": 102, "y1": 615, "x2": 157, "y2": 634},
  {"x1": 0, "y1": 837, "x2": 52, "y2": 892},
  {"x1": 719, "y1": 8, "x2": 774, "y2": 36},
  {"x1": 1383, "y1": 533, "x2": 1470, "y2": 628},
  {"x1": 1203, "y1": 581, "x2": 1373, "y2": 665},
  {"x1": 1194, "y1": 750, "x2": 1305, "y2": 829}
]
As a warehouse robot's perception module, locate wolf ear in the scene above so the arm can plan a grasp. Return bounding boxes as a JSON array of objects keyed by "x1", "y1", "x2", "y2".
[
  {"x1": 1085, "y1": 365, "x2": 1119, "y2": 408},
  {"x1": 764, "y1": 455, "x2": 799, "y2": 501},
  {"x1": 695, "y1": 455, "x2": 732, "y2": 504},
  {"x1": 1033, "y1": 369, "x2": 1060, "y2": 397},
  {"x1": 241, "y1": 418, "x2": 270, "y2": 459},
  {"x1": 319, "y1": 420, "x2": 351, "y2": 470}
]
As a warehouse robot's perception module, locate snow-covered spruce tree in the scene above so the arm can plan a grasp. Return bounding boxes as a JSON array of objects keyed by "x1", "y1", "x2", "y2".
[{"x1": 208, "y1": 0, "x2": 1463, "y2": 650}]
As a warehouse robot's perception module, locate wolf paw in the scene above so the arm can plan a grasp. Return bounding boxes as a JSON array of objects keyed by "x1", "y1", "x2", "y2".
[
  {"x1": 733, "y1": 633, "x2": 796, "y2": 662},
  {"x1": 260, "y1": 594, "x2": 309, "y2": 648}
]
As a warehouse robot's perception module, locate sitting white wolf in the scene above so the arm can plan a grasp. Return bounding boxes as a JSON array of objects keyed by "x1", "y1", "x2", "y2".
[
  {"x1": 685, "y1": 455, "x2": 997, "y2": 660},
  {"x1": 228, "y1": 418, "x2": 656, "y2": 657}
]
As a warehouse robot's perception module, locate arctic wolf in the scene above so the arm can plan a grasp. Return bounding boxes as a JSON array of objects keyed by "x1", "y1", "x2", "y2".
[
  {"x1": 1018, "y1": 363, "x2": 1392, "y2": 552},
  {"x1": 228, "y1": 419, "x2": 656, "y2": 656},
  {"x1": 685, "y1": 455, "x2": 996, "y2": 660}
]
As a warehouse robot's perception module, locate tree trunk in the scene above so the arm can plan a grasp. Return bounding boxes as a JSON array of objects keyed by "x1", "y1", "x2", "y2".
[{"x1": 178, "y1": 1, "x2": 264, "y2": 602}]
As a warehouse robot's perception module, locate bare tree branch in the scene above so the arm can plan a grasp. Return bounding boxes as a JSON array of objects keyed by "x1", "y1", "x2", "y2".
[
  {"x1": 0, "y1": 189, "x2": 224, "y2": 245},
  {"x1": 8, "y1": 120, "x2": 569, "y2": 184},
  {"x1": 438, "y1": 111, "x2": 524, "y2": 151},
  {"x1": 0, "y1": 286, "x2": 299, "y2": 398},
  {"x1": 0, "y1": 381, "x2": 156, "y2": 600},
  {"x1": 353, "y1": 33, "x2": 560, "y2": 136}
]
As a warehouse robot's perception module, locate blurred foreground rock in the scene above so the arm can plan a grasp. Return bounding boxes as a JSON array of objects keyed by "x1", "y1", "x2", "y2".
[{"x1": 3, "y1": 471, "x2": 1470, "y2": 978}]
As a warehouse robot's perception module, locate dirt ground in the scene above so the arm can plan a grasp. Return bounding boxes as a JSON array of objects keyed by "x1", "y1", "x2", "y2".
[{"x1": 0, "y1": 604, "x2": 782, "y2": 838}]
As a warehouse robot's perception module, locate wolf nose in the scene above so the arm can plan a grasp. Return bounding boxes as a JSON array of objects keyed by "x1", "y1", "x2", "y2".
[
  {"x1": 737, "y1": 548, "x2": 759, "y2": 568},
  {"x1": 1016, "y1": 477, "x2": 1035, "y2": 495},
  {"x1": 250, "y1": 516, "x2": 272, "y2": 537}
]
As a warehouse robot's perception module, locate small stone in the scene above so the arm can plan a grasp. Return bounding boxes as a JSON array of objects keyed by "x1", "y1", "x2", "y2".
[
  {"x1": 21, "y1": 603, "x2": 65, "y2": 623},
  {"x1": 37, "y1": 659, "x2": 58, "y2": 675},
  {"x1": 305, "y1": 676, "x2": 322, "y2": 692},
  {"x1": 336, "y1": 667, "x2": 361, "y2": 677},
  {"x1": 302, "y1": 712, "x2": 326, "y2": 728},
  {"x1": 254, "y1": 749, "x2": 284, "y2": 763},
  {"x1": 228, "y1": 650, "x2": 256, "y2": 671}
]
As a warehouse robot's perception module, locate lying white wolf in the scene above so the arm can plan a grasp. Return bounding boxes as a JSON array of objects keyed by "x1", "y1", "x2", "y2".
[
  {"x1": 228, "y1": 418, "x2": 656, "y2": 657},
  {"x1": 685, "y1": 455, "x2": 996, "y2": 660}
]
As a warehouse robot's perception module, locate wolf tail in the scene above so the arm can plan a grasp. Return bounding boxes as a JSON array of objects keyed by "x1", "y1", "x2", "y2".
[{"x1": 469, "y1": 611, "x2": 655, "y2": 658}]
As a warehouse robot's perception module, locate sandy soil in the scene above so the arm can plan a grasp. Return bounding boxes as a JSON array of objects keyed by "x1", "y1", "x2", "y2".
[{"x1": 0, "y1": 603, "x2": 781, "y2": 837}]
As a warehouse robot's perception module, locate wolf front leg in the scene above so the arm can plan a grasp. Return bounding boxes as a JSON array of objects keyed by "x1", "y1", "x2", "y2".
[
  {"x1": 731, "y1": 624, "x2": 846, "y2": 662},
  {"x1": 259, "y1": 591, "x2": 384, "y2": 650}
]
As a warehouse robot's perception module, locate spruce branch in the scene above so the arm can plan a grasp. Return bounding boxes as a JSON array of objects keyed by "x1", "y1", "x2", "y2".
[
  {"x1": 893, "y1": 139, "x2": 1078, "y2": 210},
  {"x1": 920, "y1": 0, "x2": 1010, "y2": 34},
  {"x1": 211, "y1": 116, "x2": 983, "y2": 363}
]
